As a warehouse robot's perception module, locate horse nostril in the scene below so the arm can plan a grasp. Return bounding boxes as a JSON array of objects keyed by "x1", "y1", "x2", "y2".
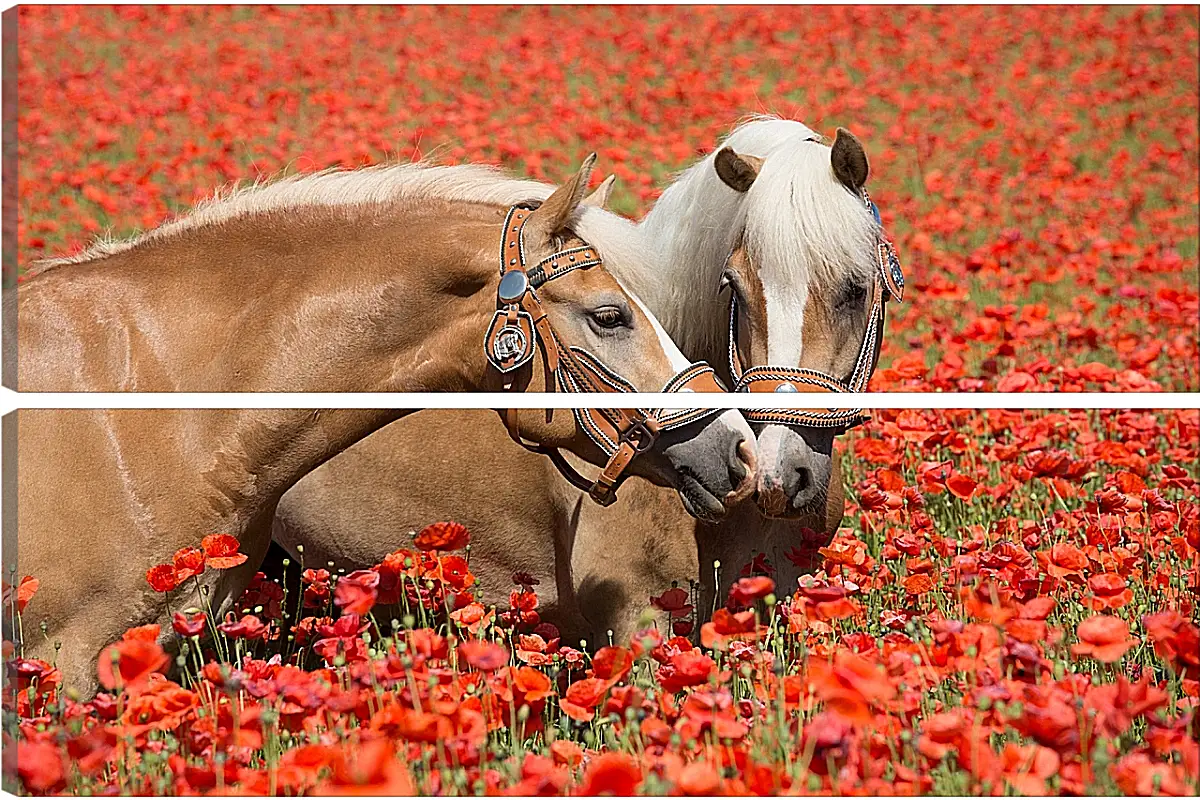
[
  {"x1": 726, "y1": 437, "x2": 758, "y2": 505},
  {"x1": 737, "y1": 438, "x2": 757, "y2": 479},
  {"x1": 796, "y1": 466, "x2": 812, "y2": 493}
]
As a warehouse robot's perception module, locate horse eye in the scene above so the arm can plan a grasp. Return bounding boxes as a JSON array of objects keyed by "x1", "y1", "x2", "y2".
[
  {"x1": 590, "y1": 306, "x2": 627, "y2": 329},
  {"x1": 719, "y1": 269, "x2": 735, "y2": 292},
  {"x1": 837, "y1": 284, "x2": 869, "y2": 309}
]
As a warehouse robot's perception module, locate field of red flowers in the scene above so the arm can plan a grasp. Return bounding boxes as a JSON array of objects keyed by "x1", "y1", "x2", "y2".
[
  {"x1": 6, "y1": 5, "x2": 1200, "y2": 796},
  {"x1": 13, "y1": 6, "x2": 1199, "y2": 391},
  {"x1": 4, "y1": 408, "x2": 1197, "y2": 795}
]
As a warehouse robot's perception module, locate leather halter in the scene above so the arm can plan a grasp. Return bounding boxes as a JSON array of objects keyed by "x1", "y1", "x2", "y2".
[
  {"x1": 488, "y1": 203, "x2": 726, "y2": 506},
  {"x1": 726, "y1": 187, "x2": 904, "y2": 432}
]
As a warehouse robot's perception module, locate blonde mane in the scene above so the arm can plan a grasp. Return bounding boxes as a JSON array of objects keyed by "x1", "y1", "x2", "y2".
[{"x1": 32, "y1": 162, "x2": 560, "y2": 270}]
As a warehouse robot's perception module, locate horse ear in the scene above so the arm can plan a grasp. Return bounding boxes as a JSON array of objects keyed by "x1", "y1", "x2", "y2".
[
  {"x1": 581, "y1": 174, "x2": 616, "y2": 209},
  {"x1": 714, "y1": 147, "x2": 763, "y2": 193},
  {"x1": 527, "y1": 153, "x2": 597, "y2": 238},
  {"x1": 830, "y1": 127, "x2": 869, "y2": 192}
]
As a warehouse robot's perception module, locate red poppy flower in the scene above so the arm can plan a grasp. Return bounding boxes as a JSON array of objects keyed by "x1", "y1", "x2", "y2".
[
  {"x1": 1095, "y1": 487, "x2": 1130, "y2": 514},
  {"x1": 97, "y1": 637, "x2": 170, "y2": 692},
  {"x1": 16, "y1": 741, "x2": 66, "y2": 794},
  {"x1": 450, "y1": 602, "x2": 494, "y2": 635},
  {"x1": 458, "y1": 640, "x2": 508, "y2": 672},
  {"x1": 3, "y1": 576, "x2": 40, "y2": 613},
  {"x1": 145, "y1": 564, "x2": 180, "y2": 593},
  {"x1": 859, "y1": 485, "x2": 904, "y2": 511},
  {"x1": 1142, "y1": 611, "x2": 1200, "y2": 677},
  {"x1": 334, "y1": 570, "x2": 379, "y2": 616},
  {"x1": 122, "y1": 623, "x2": 162, "y2": 643},
  {"x1": 512, "y1": 665, "x2": 554, "y2": 703},
  {"x1": 559, "y1": 676, "x2": 608, "y2": 722},
  {"x1": 1083, "y1": 572, "x2": 1134, "y2": 611},
  {"x1": 303, "y1": 582, "x2": 331, "y2": 608},
  {"x1": 904, "y1": 574, "x2": 935, "y2": 596},
  {"x1": 200, "y1": 534, "x2": 248, "y2": 569},
  {"x1": 578, "y1": 752, "x2": 642, "y2": 796},
  {"x1": 630, "y1": 626, "x2": 663, "y2": 661},
  {"x1": 413, "y1": 521, "x2": 470, "y2": 551},
  {"x1": 1071, "y1": 615, "x2": 1139, "y2": 663},
  {"x1": 171, "y1": 546, "x2": 206, "y2": 581},
  {"x1": 997, "y1": 743, "x2": 1061, "y2": 796},
  {"x1": 172, "y1": 611, "x2": 207, "y2": 638},
  {"x1": 302, "y1": 567, "x2": 330, "y2": 585},
  {"x1": 512, "y1": 571, "x2": 539, "y2": 588},
  {"x1": 806, "y1": 650, "x2": 897, "y2": 724},
  {"x1": 313, "y1": 739, "x2": 414, "y2": 795},
  {"x1": 700, "y1": 608, "x2": 760, "y2": 651},
  {"x1": 946, "y1": 472, "x2": 978, "y2": 500},
  {"x1": 728, "y1": 575, "x2": 775, "y2": 607},
  {"x1": 676, "y1": 761, "x2": 721, "y2": 796},
  {"x1": 650, "y1": 586, "x2": 693, "y2": 617},
  {"x1": 592, "y1": 646, "x2": 633, "y2": 685},
  {"x1": 1036, "y1": 542, "x2": 1089, "y2": 580},
  {"x1": 440, "y1": 555, "x2": 475, "y2": 591},
  {"x1": 550, "y1": 739, "x2": 583, "y2": 768},
  {"x1": 217, "y1": 613, "x2": 268, "y2": 641},
  {"x1": 658, "y1": 650, "x2": 716, "y2": 694}
]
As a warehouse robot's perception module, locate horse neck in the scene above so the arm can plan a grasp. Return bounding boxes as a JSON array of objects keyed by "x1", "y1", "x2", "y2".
[
  {"x1": 22, "y1": 201, "x2": 506, "y2": 392},
  {"x1": 192, "y1": 409, "x2": 411, "y2": 526},
  {"x1": 636, "y1": 162, "x2": 746, "y2": 368}
]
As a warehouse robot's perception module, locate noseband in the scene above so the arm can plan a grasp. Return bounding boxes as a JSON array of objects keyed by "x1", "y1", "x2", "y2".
[
  {"x1": 726, "y1": 187, "x2": 905, "y2": 432},
  {"x1": 488, "y1": 202, "x2": 726, "y2": 506}
]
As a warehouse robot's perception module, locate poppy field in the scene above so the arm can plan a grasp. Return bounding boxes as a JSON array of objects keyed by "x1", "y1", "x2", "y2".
[
  {"x1": 5, "y1": 4, "x2": 1200, "y2": 797},
  {"x1": 4, "y1": 408, "x2": 1198, "y2": 795},
  {"x1": 11, "y1": 5, "x2": 1199, "y2": 392}
]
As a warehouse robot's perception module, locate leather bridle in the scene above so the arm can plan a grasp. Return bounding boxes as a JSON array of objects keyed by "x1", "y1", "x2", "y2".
[
  {"x1": 725, "y1": 187, "x2": 905, "y2": 432},
  {"x1": 487, "y1": 202, "x2": 727, "y2": 506}
]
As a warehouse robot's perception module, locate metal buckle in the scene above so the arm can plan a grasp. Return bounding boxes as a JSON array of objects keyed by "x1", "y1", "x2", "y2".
[{"x1": 620, "y1": 418, "x2": 660, "y2": 453}]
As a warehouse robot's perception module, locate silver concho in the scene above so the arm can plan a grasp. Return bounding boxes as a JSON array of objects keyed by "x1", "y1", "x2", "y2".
[
  {"x1": 878, "y1": 239, "x2": 905, "y2": 301},
  {"x1": 498, "y1": 270, "x2": 529, "y2": 304},
  {"x1": 888, "y1": 252, "x2": 904, "y2": 288},
  {"x1": 774, "y1": 382, "x2": 798, "y2": 393}
]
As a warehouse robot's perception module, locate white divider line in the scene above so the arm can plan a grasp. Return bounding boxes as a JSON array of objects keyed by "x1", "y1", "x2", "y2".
[{"x1": 1, "y1": 389, "x2": 1197, "y2": 413}]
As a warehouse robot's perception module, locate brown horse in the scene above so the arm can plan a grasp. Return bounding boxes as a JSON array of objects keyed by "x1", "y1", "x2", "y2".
[
  {"x1": 13, "y1": 157, "x2": 757, "y2": 696},
  {"x1": 274, "y1": 117, "x2": 902, "y2": 641}
]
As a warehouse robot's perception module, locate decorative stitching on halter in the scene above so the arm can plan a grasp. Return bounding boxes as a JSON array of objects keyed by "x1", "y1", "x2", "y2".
[
  {"x1": 564, "y1": 347, "x2": 637, "y2": 393},
  {"x1": 657, "y1": 407, "x2": 722, "y2": 430},
  {"x1": 528, "y1": 246, "x2": 602, "y2": 288},
  {"x1": 745, "y1": 408, "x2": 869, "y2": 429}
]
